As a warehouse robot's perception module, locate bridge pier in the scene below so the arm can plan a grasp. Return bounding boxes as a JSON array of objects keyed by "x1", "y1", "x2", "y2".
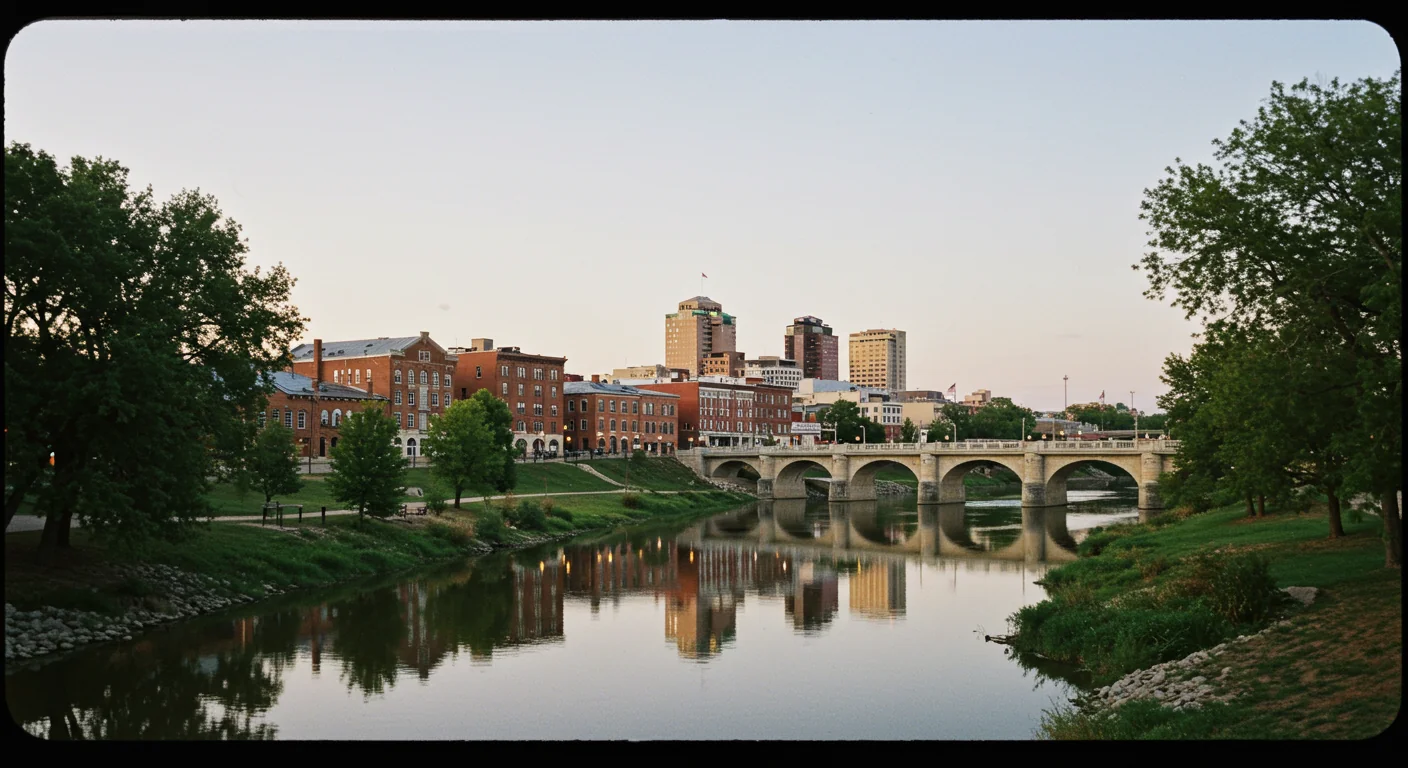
[
  {"x1": 829, "y1": 503, "x2": 851, "y2": 550},
  {"x1": 1021, "y1": 453, "x2": 1047, "y2": 507},
  {"x1": 1139, "y1": 453, "x2": 1165, "y2": 510},
  {"x1": 828, "y1": 455, "x2": 852, "y2": 501},
  {"x1": 756, "y1": 456, "x2": 777, "y2": 500},
  {"x1": 918, "y1": 454, "x2": 940, "y2": 503}
]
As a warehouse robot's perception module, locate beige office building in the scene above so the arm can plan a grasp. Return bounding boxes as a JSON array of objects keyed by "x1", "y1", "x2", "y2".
[
  {"x1": 664, "y1": 297, "x2": 737, "y2": 377},
  {"x1": 848, "y1": 329, "x2": 906, "y2": 392},
  {"x1": 612, "y1": 363, "x2": 671, "y2": 381}
]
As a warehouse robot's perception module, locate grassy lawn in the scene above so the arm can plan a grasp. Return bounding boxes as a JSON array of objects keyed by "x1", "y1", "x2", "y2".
[
  {"x1": 459, "y1": 488, "x2": 753, "y2": 538},
  {"x1": 1026, "y1": 502, "x2": 1400, "y2": 739},
  {"x1": 582, "y1": 457, "x2": 715, "y2": 491},
  {"x1": 201, "y1": 462, "x2": 617, "y2": 517}
]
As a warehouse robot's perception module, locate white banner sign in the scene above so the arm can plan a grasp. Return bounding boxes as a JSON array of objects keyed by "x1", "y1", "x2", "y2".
[{"x1": 790, "y1": 422, "x2": 822, "y2": 435}]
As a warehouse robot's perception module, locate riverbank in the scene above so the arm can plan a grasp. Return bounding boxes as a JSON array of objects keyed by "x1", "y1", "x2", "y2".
[
  {"x1": 4, "y1": 488, "x2": 753, "y2": 665},
  {"x1": 1006, "y1": 501, "x2": 1399, "y2": 739}
]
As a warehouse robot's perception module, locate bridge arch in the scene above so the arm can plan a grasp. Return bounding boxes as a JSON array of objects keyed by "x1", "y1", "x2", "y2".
[
  {"x1": 772, "y1": 458, "x2": 831, "y2": 501},
  {"x1": 1042, "y1": 456, "x2": 1141, "y2": 507},
  {"x1": 847, "y1": 457, "x2": 921, "y2": 502},
  {"x1": 710, "y1": 459, "x2": 762, "y2": 493},
  {"x1": 937, "y1": 457, "x2": 1025, "y2": 505}
]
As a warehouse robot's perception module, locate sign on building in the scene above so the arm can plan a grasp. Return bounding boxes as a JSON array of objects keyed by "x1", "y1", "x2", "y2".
[{"x1": 791, "y1": 422, "x2": 821, "y2": 435}]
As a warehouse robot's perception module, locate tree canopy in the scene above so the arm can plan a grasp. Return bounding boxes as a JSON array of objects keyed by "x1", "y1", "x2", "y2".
[
  {"x1": 817, "y1": 400, "x2": 884, "y2": 444},
  {"x1": 327, "y1": 406, "x2": 405, "y2": 521},
  {"x1": 1139, "y1": 72, "x2": 1401, "y2": 564},
  {"x1": 243, "y1": 421, "x2": 304, "y2": 505},
  {"x1": 4, "y1": 142, "x2": 305, "y2": 553},
  {"x1": 421, "y1": 390, "x2": 517, "y2": 508}
]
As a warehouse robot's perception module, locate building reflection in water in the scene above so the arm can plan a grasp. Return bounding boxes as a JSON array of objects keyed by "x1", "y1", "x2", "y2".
[
  {"x1": 784, "y1": 561, "x2": 839, "y2": 633},
  {"x1": 848, "y1": 559, "x2": 905, "y2": 620}
]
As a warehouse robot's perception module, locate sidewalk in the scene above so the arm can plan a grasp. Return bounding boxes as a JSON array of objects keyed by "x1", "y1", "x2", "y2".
[{"x1": 5, "y1": 488, "x2": 685, "y2": 532}]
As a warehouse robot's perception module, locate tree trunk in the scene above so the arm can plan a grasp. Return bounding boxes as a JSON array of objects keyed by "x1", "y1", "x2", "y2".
[
  {"x1": 57, "y1": 508, "x2": 74, "y2": 548},
  {"x1": 38, "y1": 507, "x2": 68, "y2": 560},
  {"x1": 1257, "y1": 495, "x2": 1266, "y2": 517},
  {"x1": 1383, "y1": 489, "x2": 1402, "y2": 569},
  {"x1": 1326, "y1": 488, "x2": 1344, "y2": 538},
  {"x1": 454, "y1": 487, "x2": 462, "y2": 509},
  {"x1": 1246, "y1": 496, "x2": 1255, "y2": 518}
]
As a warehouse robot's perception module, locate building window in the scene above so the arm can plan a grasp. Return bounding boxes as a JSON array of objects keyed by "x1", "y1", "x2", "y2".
[
  {"x1": 285, "y1": 410, "x2": 293, "y2": 428},
  {"x1": 550, "y1": 421, "x2": 556, "y2": 433},
  {"x1": 395, "y1": 391, "x2": 402, "y2": 405},
  {"x1": 517, "y1": 420, "x2": 526, "y2": 432},
  {"x1": 501, "y1": 383, "x2": 509, "y2": 395},
  {"x1": 609, "y1": 400, "x2": 616, "y2": 413},
  {"x1": 534, "y1": 385, "x2": 542, "y2": 398},
  {"x1": 517, "y1": 402, "x2": 525, "y2": 414},
  {"x1": 598, "y1": 399, "x2": 604, "y2": 410},
  {"x1": 620, "y1": 400, "x2": 628, "y2": 412},
  {"x1": 355, "y1": 369, "x2": 361, "y2": 385},
  {"x1": 419, "y1": 412, "x2": 427, "y2": 430},
  {"x1": 259, "y1": 411, "x2": 267, "y2": 427},
  {"x1": 550, "y1": 369, "x2": 559, "y2": 380},
  {"x1": 632, "y1": 420, "x2": 638, "y2": 432},
  {"x1": 581, "y1": 419, "x2": 588, "y2": 430},
  {"x1": 598, "y1": 418, "x2": 605, "y2": 429},
  {"x1": 632, "y1": 402, "x2": 639, "y2": 414},
  {"x1": 517, "y1": 366, "x2": 526, "y2": 378},
  {"x1": 568, "y1": 400, "x2": 575, "y2": 412},
  {"x1": 445, "y1": 395, "x2": 451, "y2": 407},
  {"x1": 476, "y1": 366, "x2": 483, "y2": 378},
  {"x1": 333, "y1": 371, "x2": 340, "y2": 384},
  {"x1": 298, "y1": 410, "x2": 307, "y2": 430},
  {"x1": 501, "y1": 365, "x2": 509, "y2": 376},
  {"x1": 534, "y1": 368, "x2": 543, "y2": 380},
  {"x1": 533, "y1": 421, "x2": 543, "y2": 433},
  {"x1": 431, "y1": 393, "x2": 439, "y2": 407},
  {"x1": 409, "y1": 392, "x2": 416, "y2": 406},
  {"x1": 551, "y1": 405, "x2": 558, "y2": 416},
  {"x1": 394, "y1": 369, "x2": 402, "y2": 384},
  {"x1": 533, "y1": 404, "x2": 543, "y2": 416},
  {"x1": 321, "y1": 410, "x2": 329, "y2": 425},
  {"x1": 610, "y1": 419, "x2": 617, "y2": 430},
  {"x1": 550, "y1": 386, "x2": 557, "y2": 399},
  {"x1": 396, "y1": 413, "x2": 402, "y2": 428},
  {"x1": 420, "y1": 371, "x2": 428, "y2": 385},
  {"x1": 517, "y1": 383, "x2": 525, "y2": 396},
  {"x1": 332, "y1": 409, "x2": 342, "y2": 427},
  {"x1": 419, "y1": 351, "x2": 430, "y2": 362},
  {"x1": 433, "y1": 372, "x2": 440, "y2": 387},
  {"x1": 445, "y1": 374, "x2": 452, "y2": 389}
]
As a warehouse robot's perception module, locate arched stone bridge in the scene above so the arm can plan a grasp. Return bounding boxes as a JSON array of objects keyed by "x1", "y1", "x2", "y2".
[{"x1": 679, "y1": 440, "x2": 1180, "y2": 509}]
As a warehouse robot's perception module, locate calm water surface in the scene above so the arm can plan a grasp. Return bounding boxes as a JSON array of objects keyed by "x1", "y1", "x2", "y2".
[{"x1": 7, "y1": 490, "x2": 1140, "y2": 740}]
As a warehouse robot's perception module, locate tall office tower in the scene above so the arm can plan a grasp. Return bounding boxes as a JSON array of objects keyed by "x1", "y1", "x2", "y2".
[
  {"x1": 783, "y1": 316, "x2": 839, "y2": 381},
  {"x1": 848, "y1": 329, "x2": 906, "y2": 392},
  {"x1": 664, "y1": 297, "x2": 737, "y2": 377}
]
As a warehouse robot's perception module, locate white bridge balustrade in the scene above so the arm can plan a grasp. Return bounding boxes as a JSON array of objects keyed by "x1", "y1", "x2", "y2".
[{"x1": 680, "y1": 440, "x2": 1181, "y2": 510}]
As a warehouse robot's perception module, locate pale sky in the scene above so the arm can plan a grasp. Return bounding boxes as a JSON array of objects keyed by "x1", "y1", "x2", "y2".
[{"x1": 5, "y1": 20, "x2": 1398, "y2": 411}]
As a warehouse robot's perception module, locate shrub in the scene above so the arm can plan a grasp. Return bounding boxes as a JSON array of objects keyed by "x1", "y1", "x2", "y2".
[
  {"x1": 1206, "y1": 551, "x2": 1284, "y2": 625},
  {"x1": 1078, "y1": 527, "x2": 1128, "y2": 557},
  {"x1": 1138, "y1": 554, "x2": 1171, "y2": 580},
  {"x1": 424, "y1": 484, "x2": 449, "y2": 515},
  {"x1": 551, "y1": 507, "x2": 574, "y2": 522},
  {"x1": 514, "y1": 500, "x2": 549, "y2": 532},
  {"x1": 475, "y1": 508, "x2": 507, "y2": 543},
  {"x1": 621, "y1": 493, "x2": 642, "y2": 510},
  {"x1": 540, "y1": 497, "x2": 555, "y2": 516},
  {"x1": 428, "y1": 522, "x2": 471, "y2": 547}
]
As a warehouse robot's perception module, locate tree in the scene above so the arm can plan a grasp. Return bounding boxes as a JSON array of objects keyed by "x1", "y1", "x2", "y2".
[
  {"x1": 327, "y1": 405, "x2": 405, "y2": 522},
  {"x1": 969, "y1": 398, "x2": 1037, "y2": 440},
  {"x1": 899, "y1": 418, "x2": 918, "y2": 443},
  {"x1": 1138, "y1": 71, "x2": 1401, "y2": 564},
  {"x1": 244, "y1": 422, "x2": 303, "y2": 506},
  {"x1": 4, "y1": 143, "x2": 304, "y2": 555},
  {"x1": 817, "y1": 400, "x2": 884, "y2": 444},
  {"x1": 926, "y1": 404, "x2": 970, "y2": 443},
  {"x1": 421, "y1": 391, "x2": 516, "y2": 508}
]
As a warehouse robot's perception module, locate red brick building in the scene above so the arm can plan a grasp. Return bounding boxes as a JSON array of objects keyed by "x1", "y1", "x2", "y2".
[
  {"x1": 449, "y1": 339, "x2": 568, "y2": 456},
  {"x1": 563, "y1": 379, "x2": 680, "y2": 455},
  {"x1": 289, "y1": 332, "x2": 457, "y2": 458},
  {"x1": 261, "y1": 370, "x2": 390, "y2": 458},
  {"x1": 701, "y1": 351, "x2": 745, "y2": 377},
  {"x1": 633, "y1": 377, "x2": 792, "y2": 448}
]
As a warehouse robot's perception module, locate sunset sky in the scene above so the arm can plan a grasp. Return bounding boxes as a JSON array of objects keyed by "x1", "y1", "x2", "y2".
[{"x1": 6, "y1": 20, "x2": 1398, "y2": 411}]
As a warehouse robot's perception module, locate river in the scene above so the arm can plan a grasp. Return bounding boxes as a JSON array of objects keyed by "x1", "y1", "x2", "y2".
[{"x1": 6, "y1": 489, "x2": 1140, "y2": 740}]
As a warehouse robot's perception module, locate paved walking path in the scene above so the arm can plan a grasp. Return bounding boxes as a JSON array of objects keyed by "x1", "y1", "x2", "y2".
[
  {"x1": 572, "y1": 463, "x2": 626, "y2": 487},
  {"x1": 5, "y1": 487, "x2": 697, "y2": 533}
]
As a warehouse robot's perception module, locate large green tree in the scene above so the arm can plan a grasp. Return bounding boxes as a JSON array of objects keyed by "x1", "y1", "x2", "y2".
[
  {"x1": 925, "y1": 404, "x2": 970, "y2": 443},
  {"x1": 817, "y1": 400, "x2": 884, "y2": 444},
  {"x1": 4, "y1": 143, "x2": 304, "y2": 554},
  {"x1": 1138, "y1": 72, "x2": 1401, "y2": 564},
  {"x1": 421, "y1": 390, "x2": 516, "y2": 508},
  {"x1": 899, "y1": 418, "x2": 918, "y2": 443},
  {"x1": 969, "y1": 398, "x2": 1037, "y2": 440},
  {"x1": 243, "y1": 421, "x2": 304, "y2": 505},
  {"x1": 327, "y1": 405, "x2": 405, "y2": 522}
]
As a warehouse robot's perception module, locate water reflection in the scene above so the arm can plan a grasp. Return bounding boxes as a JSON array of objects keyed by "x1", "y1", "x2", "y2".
[{"x1": 7, "y1": 490, "x2": 1139, "y2": 740}]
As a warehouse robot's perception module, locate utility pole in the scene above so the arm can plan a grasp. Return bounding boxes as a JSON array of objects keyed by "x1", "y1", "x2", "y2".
[{"x1": 1063, "y1": 375, "x2": 1068, "y2": 412}]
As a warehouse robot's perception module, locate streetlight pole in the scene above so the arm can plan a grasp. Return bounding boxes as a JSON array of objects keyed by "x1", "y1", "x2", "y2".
[
  {"x1": 1130, "y1": 390, "x2": 1136, "y2": 439},
  {"x1": 1063, "y1": 374, "x2": 1068, "y2": 414}
]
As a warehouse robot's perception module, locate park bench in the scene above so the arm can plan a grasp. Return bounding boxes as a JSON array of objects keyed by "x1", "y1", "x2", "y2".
[{"x1": 396, "y1": 504, "x2": 428, "y2": 518}]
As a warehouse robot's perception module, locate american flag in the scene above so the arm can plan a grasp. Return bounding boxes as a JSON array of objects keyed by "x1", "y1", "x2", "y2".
[
  {"x1": 1100, "y1": 390, "x2": 1106, "y2": 404},
  {"x1": 701, "y1": 272, "x2": 708, "y2": 278},
  {"x1": 947, "y1": 383, "x2": 956, "y2": 396}
]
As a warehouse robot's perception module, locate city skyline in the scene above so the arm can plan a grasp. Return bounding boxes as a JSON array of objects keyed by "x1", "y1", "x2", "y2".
[{"x1": 5, "y1": 20, "x2": 1397, "y2": 410}]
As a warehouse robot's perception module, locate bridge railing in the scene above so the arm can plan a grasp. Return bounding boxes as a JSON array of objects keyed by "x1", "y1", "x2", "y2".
[{"x1": 696, "y1": 439, "x2": 1181, "y2": 457}]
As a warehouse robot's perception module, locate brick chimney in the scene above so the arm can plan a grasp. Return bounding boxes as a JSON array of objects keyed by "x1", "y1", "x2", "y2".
[
  {"x1": 312, "y1": 339, "x2": 323, "y2": 391},
  {"x1": 591, "y1": 374, "x2": 600, "y2": 383}
]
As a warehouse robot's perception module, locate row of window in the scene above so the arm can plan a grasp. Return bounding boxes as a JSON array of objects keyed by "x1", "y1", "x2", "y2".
[
  {"x1": 514, "y1": 421, "x2": 557, "y2": 433},
  {"x1": 565, "y1": 419, "x2": 676, "y2": 435},
  {"x1": 393, "y1": 369, "x2": 451, "y2": 388},
  {"x1": 498, "y1": 383, "x2": 558, "y2": 398},
  {"x1": 686, "y1": 420, "x2": 789, "y2": 434},
  {"x1": 262, "y1": 408, "x2": 350, "y2": 429},
  {"x1": 487, "y1": 365, "x2": 560, "y2": 381},
  {"x1": 393, "y1": 390, "x2": 450, "y2": 408},
  {"x1": 515, "y1": 403, "x2": 559, "y2": 416},
  {"x1": 395, "y1": 412, "x2": 428, "y2": 431}
]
